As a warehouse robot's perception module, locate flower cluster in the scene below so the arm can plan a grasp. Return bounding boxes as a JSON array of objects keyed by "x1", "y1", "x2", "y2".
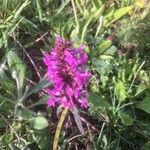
[{"x1": 43, "y1": 37, "x2": 91, "y2": 109}]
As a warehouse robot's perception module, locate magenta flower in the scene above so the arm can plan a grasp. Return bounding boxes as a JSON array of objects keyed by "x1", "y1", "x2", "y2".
[{"x1": 43, "y1": 37, "x2": 91, "y2": 109}]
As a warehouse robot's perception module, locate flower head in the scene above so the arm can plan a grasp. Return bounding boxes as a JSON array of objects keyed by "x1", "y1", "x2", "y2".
[{"x1": 43, "y1": 37, "x2": 91, "y2": 109}]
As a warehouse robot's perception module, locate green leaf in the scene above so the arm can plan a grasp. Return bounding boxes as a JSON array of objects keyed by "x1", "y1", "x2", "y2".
[
  {"x1": 119, "y1": 111, "x2": 134, "y2": 126},
  {"x1": 16, "y1": 106, "x2": 33, "y2": 119},
  {"x1": 81, "y1": 17, "x2": 93, "y2": 43},
  {"x1": 98, "y1": 40, "x2": 112, "y2": 54},
  {"x1": 102, "y1": 134, "x2": 107, "y2": 147},
  {"x1": 2, "y1": 133, "x2": 13, "y2": 145},
  {"x1": 89, "y1": 92, "x2": 110, "y2": 108},
  {"x1": 93, "y1": 59, "x2": 112, "y2": 75},
  {"x1": 105, "y1": 6, "x2": 132, "y2": 26},
  {"x1": 0, "y1": 71, "x2": 15, "y2": 94},
  {"x1": 115, "y1": 79, "x2": 127, "y2": 102},
  {"x1": 104, "y1": 46, "x2": 117, "y2": 56},
  {"x1": 13, "y1": 0, "x2": 30, "y2": 21},
  {"x1": 24, "y1": 77, "x2": 51, "y2": 99},
  {"x1": 0, "y1": 97, "x2": 13, "y2": 114},
  {"x1": 80, "y1": 5, "x2": 104, "y2": 43},
  {"x1": 92, "y1": 0, "x2": 101, "y2": 9},
  {"x1": 136, "y1": 97, "x2": 150, "y2": 114},
  {"x1": 99, "y1": 55, "x2": 114, "y2": 60},
  {"x1": 0, "y1": 117, "x2": 7, "y2": 128},
  {"x1": 35, "y1": 0, "x2": 43, "y2": 23},
  {"x1": 100, "y1": 75, "x2": 109, "y2": 87},
  {"x1": 29, "y1": 95, "x2": 48, "y2": 108},
  {"x1": 30, "y1": 116, "x2": 48, "y2": 130},
  {"x1": 55, "y1": 0, "x2": 70, "y2": 15},
  {"x1": 6, "y1": 51, "x2": 26, "y2": 89},
  {"x1": 33, "y1": 129, "x2": 51, "y2": 150}
]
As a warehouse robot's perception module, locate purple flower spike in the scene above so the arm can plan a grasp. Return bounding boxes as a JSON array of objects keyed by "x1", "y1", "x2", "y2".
[{"x1": 43, "y1": 37, "x2": 91, "y2": 109}]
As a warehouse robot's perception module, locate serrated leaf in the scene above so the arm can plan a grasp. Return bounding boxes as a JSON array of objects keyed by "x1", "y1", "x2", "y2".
[{"x1": 136, "y1": 97, "x2": 150, "y2": 114}]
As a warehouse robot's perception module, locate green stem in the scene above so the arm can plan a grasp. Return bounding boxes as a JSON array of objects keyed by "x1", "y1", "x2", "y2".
[{"x1": 53, "y1": 107, "x2": 69, "y2": 150}]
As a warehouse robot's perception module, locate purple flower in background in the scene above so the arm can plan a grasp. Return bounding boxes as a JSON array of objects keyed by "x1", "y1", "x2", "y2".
[{"x1": 43, "y1": 37, "x2": 91, "y2": 109}]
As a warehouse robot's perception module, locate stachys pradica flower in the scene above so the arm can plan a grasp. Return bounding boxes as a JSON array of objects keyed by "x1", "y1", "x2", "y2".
[{"x1": 43, "y1": 37, "x2": 91, "y2": 109}]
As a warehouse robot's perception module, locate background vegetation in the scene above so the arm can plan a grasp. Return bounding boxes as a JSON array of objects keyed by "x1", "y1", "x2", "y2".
[{"x1": 0, "y1": 0, "x2": 150, "y2": 149}]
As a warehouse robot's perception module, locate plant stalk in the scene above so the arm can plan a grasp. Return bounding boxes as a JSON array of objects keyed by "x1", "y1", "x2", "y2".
[{"x1": 53, "y1": 107, "x2": 69, "y2": 150}]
